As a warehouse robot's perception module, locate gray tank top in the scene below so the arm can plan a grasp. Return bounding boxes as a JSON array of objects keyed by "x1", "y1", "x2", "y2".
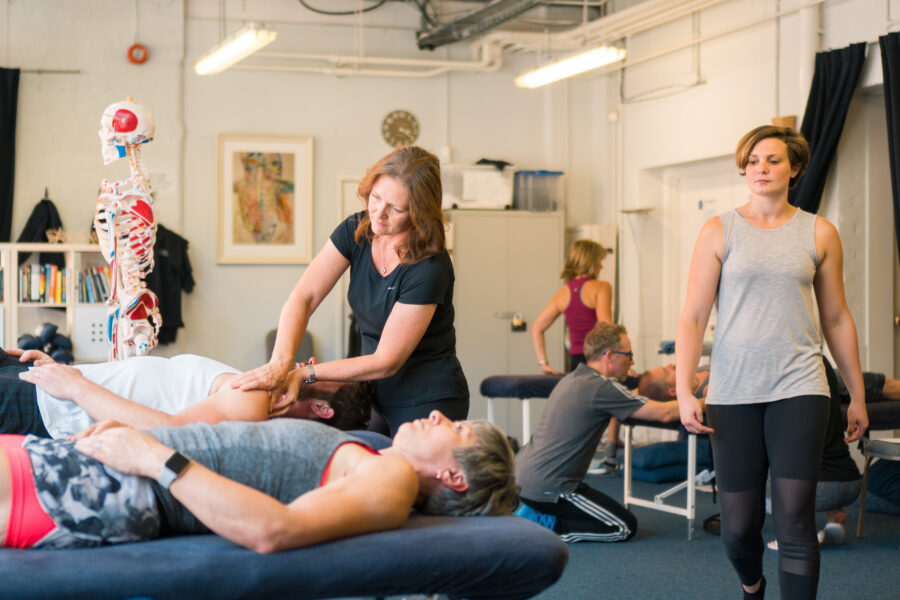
[
  {"x1": 707, "y1": 209, "x2": 829, "y2": 405},
  {"x1": 149, "y1": 420, "x2": 356, "y2": 534}
]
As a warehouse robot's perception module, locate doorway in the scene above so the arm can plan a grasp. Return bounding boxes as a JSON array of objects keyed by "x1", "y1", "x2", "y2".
[{"x1": 661, "y1": 157, "x2": 746, "y2": 339}]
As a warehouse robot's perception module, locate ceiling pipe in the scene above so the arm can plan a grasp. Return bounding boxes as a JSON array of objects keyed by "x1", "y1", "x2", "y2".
[
  {"x1": 235, "y1": 40, "x2": 503, "y2": 78},
  {"x1": 416, "y1": 0, "x2": 542, "y2": 50},
  {"x1": 227, "y1": 0, "x2": 734, "y2": 78},
  {"x1": 490, "y1": 0, "x2": 730, "y2": 52}
]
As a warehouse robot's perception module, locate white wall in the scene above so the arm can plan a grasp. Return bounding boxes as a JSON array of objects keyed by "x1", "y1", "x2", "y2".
[
  {"x1": 607, "y1": 0, "x2": 894, "y2": 372},
  {"x1": 1, "y1": 0, "x2": 894, "y2": 374},
  {"x1": 1, "y1": 0, "x2": 573, "y2": 369}
]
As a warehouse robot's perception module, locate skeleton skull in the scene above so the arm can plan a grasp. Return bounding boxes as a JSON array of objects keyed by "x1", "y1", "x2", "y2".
[{"x1": 98, "y1": 99, "x2": 155, "y2": 165}]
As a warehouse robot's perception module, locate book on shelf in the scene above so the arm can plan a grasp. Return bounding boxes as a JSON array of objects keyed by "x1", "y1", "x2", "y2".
[
  {"x1": 31, "y1": 266, "x2": 40, "y2": 302},
  {"x1": 82, "y1": 269, "x2": 95, "y2": 303},
  {"x1": 47, "y1": 264, "x2": 57, "y2": 303},
  {"x1": 90, "y1": 268, "x2": 105, "y2": 303},
  {"x1": 97, "y1": 266, "x2": 111, "y2": 301}
]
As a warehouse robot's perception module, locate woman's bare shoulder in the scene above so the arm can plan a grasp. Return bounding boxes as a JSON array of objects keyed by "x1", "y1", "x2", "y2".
[{"x1": 584, "y1": 278, "x2": 612, "y2": 292}]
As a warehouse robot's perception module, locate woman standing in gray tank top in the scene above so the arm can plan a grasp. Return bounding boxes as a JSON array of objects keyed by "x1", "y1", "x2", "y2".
[{"x1": 674, "y1": 125, "x2": 868, "y2": 600}]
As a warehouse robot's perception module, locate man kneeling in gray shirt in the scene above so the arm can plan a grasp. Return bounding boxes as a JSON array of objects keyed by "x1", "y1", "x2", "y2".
[{"x1": 514, "y1": 322, "x2": 695, "y2": 542}]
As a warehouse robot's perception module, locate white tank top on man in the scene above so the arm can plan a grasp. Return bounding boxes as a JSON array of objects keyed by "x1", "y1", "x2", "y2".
[{"x1": 35, "y1": 354, "x2": 238, "y2": 438}]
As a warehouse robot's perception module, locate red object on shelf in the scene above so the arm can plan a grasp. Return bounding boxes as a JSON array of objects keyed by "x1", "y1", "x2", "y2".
[{"x1": 127, "y1": 43, "x2": 148, "y2": 65}]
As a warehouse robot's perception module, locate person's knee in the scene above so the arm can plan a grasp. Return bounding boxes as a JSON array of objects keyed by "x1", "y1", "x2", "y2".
[{"x1": 721, "y1": 522, "x2": 763, "y2": 559}]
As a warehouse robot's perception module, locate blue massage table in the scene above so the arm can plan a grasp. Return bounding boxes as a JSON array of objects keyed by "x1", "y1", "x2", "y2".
[
  {"x1": 0, "y1": 514, "x2": 568, "y2": 599},
  {"x1": 0, "y1": 429, "x2": 569, "y2": 599},
  {"x1": 481, "y1": 374, "x2": 704, "y2": 539}
]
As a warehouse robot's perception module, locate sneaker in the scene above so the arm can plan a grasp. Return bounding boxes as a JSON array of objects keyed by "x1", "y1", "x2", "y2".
[
  {"x1": 703, "y1": 514, "x2": 721, "y2": 536},
  {"x1": 602, "y1": 457, "x2": 619, "y2": 474},
  {"x1": 514, "y1": 503, "x2": 557, "y2": 531},
  {"x1": 822, "y1": 522, "x2": 845, "y2": 545},
  {"x1": 768, "y1": 530, "x2": 827, "y2": 551}
]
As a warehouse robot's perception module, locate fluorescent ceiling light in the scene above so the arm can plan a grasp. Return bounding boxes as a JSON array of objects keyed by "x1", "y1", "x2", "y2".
[
  {"x1": 195, "y1": 23, "x2": 277, "y2": 75},
  {"x1": 515, "y1": 46, "x2": 626, "y2": 88}
]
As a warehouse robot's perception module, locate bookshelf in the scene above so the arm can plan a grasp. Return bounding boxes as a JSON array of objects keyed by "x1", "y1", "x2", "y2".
[{"x1": 0, "y1": 243, "x2": 110, "y2": 360}]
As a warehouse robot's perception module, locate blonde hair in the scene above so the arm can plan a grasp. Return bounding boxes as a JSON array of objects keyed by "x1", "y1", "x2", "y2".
[
  {"x1": 735, "y1": 125, "x2": 810, "y2": 189},
  {"x1": 354, "y1": 146, "x2": 446, "y2": 263},
  {"x1": 560, "y1": 239, "x2": 608, "y2": 282}
]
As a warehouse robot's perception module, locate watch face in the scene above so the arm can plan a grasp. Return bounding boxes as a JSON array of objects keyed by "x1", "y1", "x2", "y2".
[{"x1": 381, "y1": 110, "x2": 420, "y2": 148}]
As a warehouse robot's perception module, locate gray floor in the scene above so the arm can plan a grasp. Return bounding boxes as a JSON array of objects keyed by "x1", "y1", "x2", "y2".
[{"x1": 533, "y1": 471, "x2": 900, "y2": 600}]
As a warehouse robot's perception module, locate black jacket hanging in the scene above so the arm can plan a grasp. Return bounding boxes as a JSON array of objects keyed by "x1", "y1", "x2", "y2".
[
  {"x1": 145, "y1": 224, "x2": 195, "y2": 344},
  {"x1": 16, "y1": 194, "x2": 64, "y2": 267}
]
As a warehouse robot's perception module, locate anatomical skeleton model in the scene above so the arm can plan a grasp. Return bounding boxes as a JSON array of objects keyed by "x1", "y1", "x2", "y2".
[{"x1": 95, "y1": 98, "x2": 161, "y2": 359}]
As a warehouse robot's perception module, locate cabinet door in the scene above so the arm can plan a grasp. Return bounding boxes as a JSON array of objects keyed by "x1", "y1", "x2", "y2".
[
  {"x1": 503, "y1": 213, "x2": 563, "y2": 439},
  {"x1": 451, "y1": 211, "x2": 510, "y2": 424},
  {"x1": 449, "y1": 211, "x2": 563, "y2": 438}
]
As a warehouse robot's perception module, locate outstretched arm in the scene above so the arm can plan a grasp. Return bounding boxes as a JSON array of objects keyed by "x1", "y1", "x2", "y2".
[
  {"x1": 531, "y1": 287, "x2": 566, "y2": 374},
  {"x1": 5, "y1": 348, "x2": 54, "y2": 364},
  {"x1": 675, "y1": 217, "x2": 721, "y2": 435},
  {"x1": 231, "y1": 240, "x2": 350, "y2": 392},
  {"x1": 74, "y1": 424, "x2": 418, "y2": 552},
  {"x1": 630, "y1": 398, "x2": 685, "y2": 423},
  {"x1": 294, "y1": 301, "x2": 437, "y2": 382},
  {"x1": 813, "y1": 218, "x2": 867, "y2": 442},
  {"x1": 20, "y1": 364, "x2": 269, "y2": 429}
]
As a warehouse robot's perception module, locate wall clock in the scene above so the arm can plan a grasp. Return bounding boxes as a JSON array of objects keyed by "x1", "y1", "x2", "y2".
[{"x1": 381, "y1": 110, "x2": 420, "y2": 147}]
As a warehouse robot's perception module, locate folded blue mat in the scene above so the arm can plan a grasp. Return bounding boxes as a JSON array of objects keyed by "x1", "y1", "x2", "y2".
[{"x1": 627, "y1": 438, "x2": 714, "y2": 483}]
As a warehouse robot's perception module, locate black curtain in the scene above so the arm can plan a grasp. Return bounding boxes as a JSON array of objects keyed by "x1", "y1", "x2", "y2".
[
  {"x1": 0, "y1": 68, "x2": 19, "y2": 242},
  {"x1": 881, "y1": 32, "x2": 900, "y2": 264},
  {"x1": 789, "y1": 43, "x2": 867, "y2": 213}
]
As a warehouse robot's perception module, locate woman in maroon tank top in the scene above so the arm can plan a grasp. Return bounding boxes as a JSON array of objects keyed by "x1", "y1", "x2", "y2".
[
  {"x1": 532, "y1": 239, "x2": 612, "y2": 374},
  {"x1": 531, "y1": 239, "x2": 619, "y2": 468}
]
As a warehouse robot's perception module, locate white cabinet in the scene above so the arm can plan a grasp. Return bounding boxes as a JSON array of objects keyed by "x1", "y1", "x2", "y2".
[
  {"x1": 0, "y1": 243, "x2": 109, "y2": 360},
  {"x1": 446, "y1": 210, "x2": 564, "y2": 440}
]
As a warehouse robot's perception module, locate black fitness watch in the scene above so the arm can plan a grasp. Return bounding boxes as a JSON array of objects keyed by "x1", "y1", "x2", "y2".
[{"x1": 157, "y1": 451, "x2": 192, "y2": 490}]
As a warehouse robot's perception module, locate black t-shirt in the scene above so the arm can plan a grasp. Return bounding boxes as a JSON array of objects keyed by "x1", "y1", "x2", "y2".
[{"x1": 330, "y1": 213, "x2": 468, "y2": 408}]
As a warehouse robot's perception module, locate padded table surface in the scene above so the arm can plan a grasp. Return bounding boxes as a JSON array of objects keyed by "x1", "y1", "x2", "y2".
[
  {"x1": 0, "y1": 514, "x2": 569, "y2": 600},
  {"x1": 480, "y1": 374, "x2": 565, "y2": 399},
  {"x1": 842, "y1": 400, "x2": 900, "y2": 431}
]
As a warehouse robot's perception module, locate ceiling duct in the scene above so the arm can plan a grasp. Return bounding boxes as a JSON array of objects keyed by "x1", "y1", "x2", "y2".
[{"x1": 416, "y1": 0, "x2": 542, "y2": 50}]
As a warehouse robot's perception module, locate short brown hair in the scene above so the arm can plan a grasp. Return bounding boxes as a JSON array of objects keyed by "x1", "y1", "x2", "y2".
[
  {"x1": 560, "y1": 239, "x2": 608, "y2": 282},
  {"x1": 354, "y1": 146, "x2": 446, "y2": 264},
  {"x1": 421, "y1": 420, "x2": 519, "y2": 517},
  {"x1": 638, "y1": 371, "x2": 669, "y2": 401},
  {"x1": 583, "y1": 322, "x2": 627, "y2": 362},
  {"x1": 735, "y1": 125, "x2": 810, "y2": 188}
]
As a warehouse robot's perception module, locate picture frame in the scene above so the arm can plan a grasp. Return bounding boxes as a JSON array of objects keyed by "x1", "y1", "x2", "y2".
[{"x1": 217, "y1": 134, "x2": 314, "y2": 264}]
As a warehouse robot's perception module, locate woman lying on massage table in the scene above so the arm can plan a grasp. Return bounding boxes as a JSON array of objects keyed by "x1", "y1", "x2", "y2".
[{"x1": 0, "y1": 411, "x2": 517, "y2": 551}]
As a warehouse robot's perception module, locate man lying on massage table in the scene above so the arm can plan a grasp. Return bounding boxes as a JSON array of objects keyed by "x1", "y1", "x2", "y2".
[
  {"x1": 514, "y1": 322, "x2": 697, "y2": 542},
  {"x1": 0, "y1": 411, "x2": 517, "y2": 551},
  {"x1": 0, "y1": 348, "x2": 373, "y2": 436},
  {"x1": 638, "y1": 358, "x2": 898, "y2": 405}
]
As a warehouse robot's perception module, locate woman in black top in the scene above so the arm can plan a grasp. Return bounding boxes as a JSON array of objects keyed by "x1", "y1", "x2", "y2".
[{"x1": 233, "y1": 147, "x2": 468, "y2": 434}]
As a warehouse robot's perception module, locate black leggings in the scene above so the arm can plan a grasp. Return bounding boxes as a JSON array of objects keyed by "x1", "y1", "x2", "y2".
[
  {"x1": 521, "y1": 482, "x2": 637, "y2": 542},
  {"x1": 707, "y1": 395, "x2": 828, "y2": 600},
  {"x1": 0, "y1": 357, "x2": 49, "y2": 436}
]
